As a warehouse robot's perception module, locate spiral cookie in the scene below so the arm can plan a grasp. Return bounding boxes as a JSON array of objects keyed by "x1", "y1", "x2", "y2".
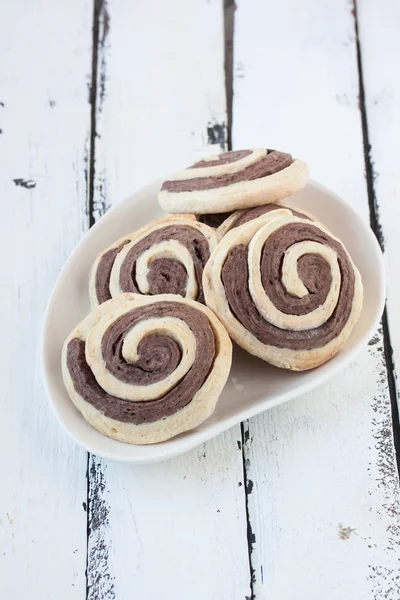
[
  {"x1": 203, "y1": 209, "x2": 363, "y2": 371},
  {"x1": 62, "y1": 293, "x2": 232, "y2": 444},
  {"x1": 89, "y1": 215, "x2": 218, "y2": 308},
  {"x1": 216, "y1": 203, "x2": 315, "y2": 237},
  {"x1": 159, "y1": 148, "x2": 309, "y2": 214}
]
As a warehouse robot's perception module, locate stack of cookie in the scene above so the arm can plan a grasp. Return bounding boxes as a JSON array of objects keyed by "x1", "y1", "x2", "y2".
[{"x1": 62, "y1": 148, "x2": 363, "y2": 445}]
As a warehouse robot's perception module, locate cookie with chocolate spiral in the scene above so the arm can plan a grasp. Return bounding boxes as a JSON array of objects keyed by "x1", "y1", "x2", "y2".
[
  {"x1": 203, "y1": 209, "x2": 363, "y2": 371},
  {"x1": 159, "y1": 148, "x2": 309, "y2": 215},
  {"x1": 89, "y1": 215, "x2": 218, "y2": 308},
  {"x1": 62, "y1": 294, "x2": 232, "y2": 444}
]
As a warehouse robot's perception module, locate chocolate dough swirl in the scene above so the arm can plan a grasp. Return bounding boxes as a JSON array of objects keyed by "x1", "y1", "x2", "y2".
[
  {"x1": 95, "y1": 241, "x2": 130, "y2": 304},
  {"x1": 198, "y1": 204, "x2": 310, "y2": 233},
  {"x1": 190, "y1": 149, "x2": 253, "y2": 169},
  {"x1": 221, "y1": 223, "x2": 355, "y2": 350},
  {"x1": 232, "y1": 203, "x2": 310, "y2": 229},
  {"x1": 66, "y1": 302, "x2": 216, "y2": 424},
  {"x1": 197, "y1": 204, "x2": 310, "y2": 234},
  {"x1": 161, "y1": 150, "x2": 293, "y2": 193},
  {"x1": 95, "y1": 224, "x2": 211, "y2": 305}
]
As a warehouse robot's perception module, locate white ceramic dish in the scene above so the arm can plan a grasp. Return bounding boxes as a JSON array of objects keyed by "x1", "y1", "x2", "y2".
[{"x1": 42, "y1": 179, "x2": 385, "y2": 464}]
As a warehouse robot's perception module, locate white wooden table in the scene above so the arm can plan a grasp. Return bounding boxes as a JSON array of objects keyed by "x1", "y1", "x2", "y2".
[{"x1": 1, "y1": 1, "x2": 400, "y2": 598}]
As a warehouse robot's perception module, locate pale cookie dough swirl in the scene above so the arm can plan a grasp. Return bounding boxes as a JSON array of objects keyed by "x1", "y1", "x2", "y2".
[
  {"x1": 62, "y1": 294, "x2": 232, "y2": 444},
  {"x1": 158, "y1": 148, "x2": 309, "y2": 214},
  {"x1": 89, "y1": 215, "x2": 218, "y2": 308},
  {"x1": 203, "y1": 210, "x2": 363, "y2": 371}
]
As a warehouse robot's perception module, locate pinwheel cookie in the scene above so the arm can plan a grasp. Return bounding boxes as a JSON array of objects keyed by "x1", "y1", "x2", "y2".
[
  {"x1": 158, "y1": 148, "x2": 308, "y2": 214},
  {"x1": 89, "y1": 215, "x2": 218, "y2": 308},
  {"x1": 203, "y1": 209, "x2": 363, "y2": 371},
  {"x1": 62, "y1": 294, "x2": 232, "y2": 444}
]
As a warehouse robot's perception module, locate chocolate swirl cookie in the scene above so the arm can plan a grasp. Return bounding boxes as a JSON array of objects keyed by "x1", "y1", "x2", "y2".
[
  {"x1": 62, "y1": 294, "x2": 232, "y2": 444},
  {"x1": 158, "y1": 149, "x2": 309, "y2": 215},
  {"x1": 216, "y1": 203, "x2": 315, "y2": 237},
  {"x1": 204, "y1": 209, "x2": 363, "y2": 371},
  {"x1": 89, "y1": 215, "x2": 218, "y2": 308}
]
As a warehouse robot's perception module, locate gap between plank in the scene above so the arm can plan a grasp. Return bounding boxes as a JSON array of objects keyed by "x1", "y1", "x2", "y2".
[
  {"x1": 224, "y1": 2, "x2": 256, "y2": 596},
  {"x1": 88, "y1": 0, "x2": 103, "y2": 228},
  {"x1": 86, "y1": 1, "x2": 104, "y2": 598},
  {"x1": 352, "y1": 0, "x2": 400, "y2": 477},
  {"x1": 240, "y1": 424, "x2": 256, "y2": 600},
  {"x1": 224, "y1": 0, "x2": 235, "y2": 151},
  {"x1": 84, "y1": 453, "x2": 91, "y2": 600}
]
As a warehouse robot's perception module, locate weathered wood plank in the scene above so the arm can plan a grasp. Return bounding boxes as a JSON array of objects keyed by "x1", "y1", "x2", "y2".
[
  {"x1": 0, "y1": 0, "x2": 92, "y2": 597},
  {"x1": 86, "y1": 1, "x2": 251, "y2": 598},
  {"x1": 233, "y1": 0, "x2": 400, "y2": 598},
  {"x1": 91, "y1": 0, "x2": 228, "y2": 220},
  {"x1": 357, "y1": 0, "x2": 400, "y2": 412}
]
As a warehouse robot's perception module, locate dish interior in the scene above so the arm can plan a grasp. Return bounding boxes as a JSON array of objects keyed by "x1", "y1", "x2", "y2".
[{"x1": 42, "y1": 179, "x2": 385, "y2": 463}]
